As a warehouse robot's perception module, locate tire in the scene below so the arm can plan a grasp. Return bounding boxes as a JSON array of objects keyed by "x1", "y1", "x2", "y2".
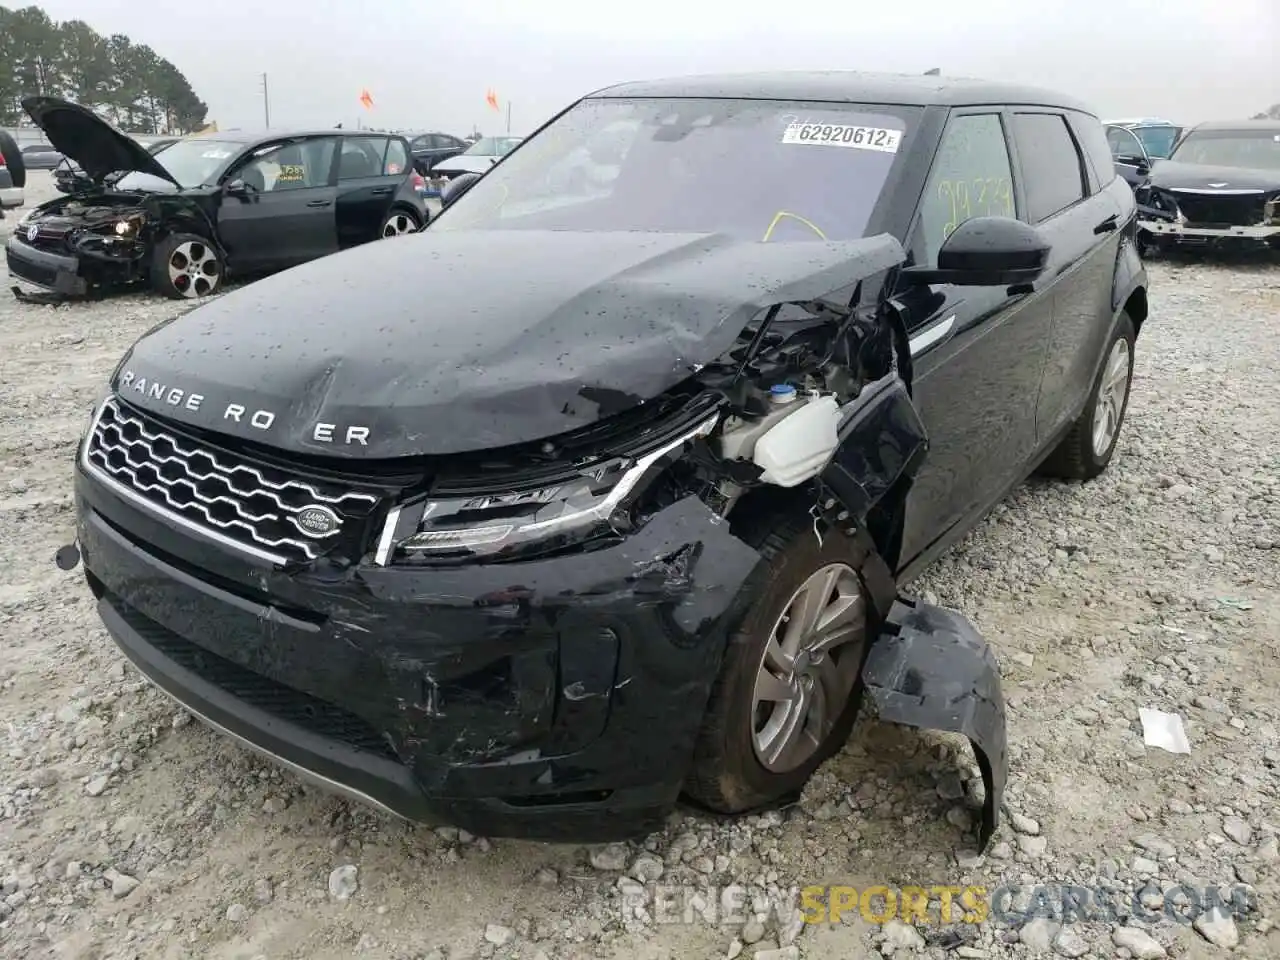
[
  {"x1": 150, "y1": 233, "x2": 223, "y2": 300},
  {"x1": 685, "y1": 512, "x2": 881, "y2": 813},
  {"x1": 0, "y1": 131, "x2": 26, "y2": 189},
  {"x1": 380, "y1": 208, "x2": 421, "y2": 238},
  {"x1": 1038, "y1": 311, "x2": 1136, "y2": 481}
]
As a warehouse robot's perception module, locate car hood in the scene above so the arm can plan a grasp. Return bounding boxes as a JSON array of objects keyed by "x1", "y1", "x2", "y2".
[
  {"x1": 111, "y1": 229, "x2": 906, "y2": 459},
  {"x1": 436, "y1": 155, "x2": 501, "y2": 175},
  {"x1": 20, "y1": 96, "x2": 180, "y2": 188},
  {"x1": 1148, "y1": 159, "x2": 1280, "y2": 192}
]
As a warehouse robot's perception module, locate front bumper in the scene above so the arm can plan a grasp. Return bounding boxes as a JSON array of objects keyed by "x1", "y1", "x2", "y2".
[
  {"x1": 6, "y1": 235, "x2": 89, "y2": 294},
  {"x1": 76, "y1": 456, "x2": 767, "y2": 841},
  {"x1": 1137, "y1": 220, "x2": 1280, "y2": 242},
  {"x1": 0, "y1": 185, "x2": 22, "y2": 210}
]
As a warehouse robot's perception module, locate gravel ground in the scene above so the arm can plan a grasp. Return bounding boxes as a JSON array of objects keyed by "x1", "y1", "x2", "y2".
[{"x1": 1, "y1": 171, "x2": 1278, "y2": 960}]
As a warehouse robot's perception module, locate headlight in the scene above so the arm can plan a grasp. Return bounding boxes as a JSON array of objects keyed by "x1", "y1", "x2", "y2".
[
  {"x1": 376, "y1": 412, "x2": 719, "y2": 565},
  {"x1": 112, "y1": 215, "x2": 143, "y2": 236}
]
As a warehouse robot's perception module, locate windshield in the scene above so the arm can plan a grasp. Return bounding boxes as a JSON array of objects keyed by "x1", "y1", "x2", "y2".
[
  {"x1": 1170, "y1": 130, "x2": 1280, "y2": 171},
  {"x1": 433, "y1": 98, "x2": 916, "y2": 241},
  {"x1": 114, "y1": 138, "x2": 242, "y2": 191},
  {"x1": 1132, "y1": 125, "x2": 1180, "y2": 159},
  {"x1": 465, "y1": 136, "x2": 522, "y2": 156}
]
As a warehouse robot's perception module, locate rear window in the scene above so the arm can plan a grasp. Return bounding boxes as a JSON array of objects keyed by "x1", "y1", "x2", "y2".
[
  {"x1": 1069, "y1": 113, "x2": 1118, "y2": 192},
  {"x1": 434, "y1": 97, "x2": 920, "y2": 242},
  {"x1": 1011, "y1": 113, "x2": 1088, "y2": 223}
]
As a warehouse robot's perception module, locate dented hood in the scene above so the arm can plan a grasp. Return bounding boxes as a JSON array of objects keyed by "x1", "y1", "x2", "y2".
[
  {"x1": 21, "y1": 96, "x2": 181, "y2": 188},
  {"x1": 112, "y1": 229, "x2": 905, "y2": 459}
]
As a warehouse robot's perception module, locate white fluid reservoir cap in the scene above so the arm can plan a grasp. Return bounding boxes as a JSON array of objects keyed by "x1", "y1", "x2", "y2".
[{"x1": 752, "y1": 395, "x2": 842, "y2": 488}]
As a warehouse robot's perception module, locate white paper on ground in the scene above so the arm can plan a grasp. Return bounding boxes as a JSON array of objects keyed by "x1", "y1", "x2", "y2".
[{"x1": 1139, "y1": 707, "x2": 1191, "y2": 754}]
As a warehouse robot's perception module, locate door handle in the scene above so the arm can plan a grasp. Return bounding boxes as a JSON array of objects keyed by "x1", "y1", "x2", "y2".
[
  {"x1": 370, "y1": 187, "x2": 393, "y2": 196},
  {"x1": 306, "y1": 199, "x2": 332, "y2": 208},
  {"x1": 1094, "y1": 214, "x2": 1118, "y2": 235}
]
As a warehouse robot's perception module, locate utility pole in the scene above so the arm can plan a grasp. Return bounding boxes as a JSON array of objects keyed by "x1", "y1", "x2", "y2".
[
  {"x1": 261, "y1": 73, "x2": 270, "y2": 128},
  {"x1": 506, "y1": 101, "x2": 511, "y2": 134}
]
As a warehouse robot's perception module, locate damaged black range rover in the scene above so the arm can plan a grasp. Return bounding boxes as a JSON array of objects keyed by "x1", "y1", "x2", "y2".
[{"x1": 66, "y1": 72, "x2": 1148, "y2": 850}]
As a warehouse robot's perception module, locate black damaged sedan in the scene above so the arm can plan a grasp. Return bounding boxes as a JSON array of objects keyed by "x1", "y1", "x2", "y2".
[
  {"x1": 64, "y1": 71, "x2": 1149, "y2": 849},
  {"x1": 7, "y1": 96, "x2": 428, "y2": 299}
]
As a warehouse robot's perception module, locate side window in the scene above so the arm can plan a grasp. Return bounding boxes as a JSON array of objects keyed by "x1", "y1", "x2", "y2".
[
  {"x1": 1069, "y1": 113, "x2": 1118, "y2": 193},
  {"x1": 235, "y1": 139, "x2": 335, "y2": 192},
  {"x1": 915, "y1": 113, "x2": 1015, "y2": 266},
  {"x1": 338, "y1": 137, "x2": 387, "y2": 181},
  {"x1": 384, "y1": 138, "x2": 409, "y2": 176},
  {"x1": 1011, "y1": 113, "x2": 1088, "y2": 223},
  {"x1": 410, "y1": 136, "x2": 430, "y2": 152}
]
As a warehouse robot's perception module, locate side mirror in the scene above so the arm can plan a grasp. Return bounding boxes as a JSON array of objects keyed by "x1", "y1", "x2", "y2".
[
  {"x1": 900, "y1": 217, "x2": 1049, "y2": 289},
  {"x1": 224, "y1": 179, "x2": 254, "y2": 199},
  {"x1": 441, "y1": 172, "x2": 481, "y2": 209}
]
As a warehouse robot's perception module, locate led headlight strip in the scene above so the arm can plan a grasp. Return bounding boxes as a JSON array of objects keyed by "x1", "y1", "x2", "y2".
[{"x1": 373, "y1": 411, "x2": 719, "y2": 566}]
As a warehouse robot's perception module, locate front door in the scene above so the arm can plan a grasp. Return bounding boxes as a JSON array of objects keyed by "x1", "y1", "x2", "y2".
[
  {"x1": 895, "y1": 109, "x2": 1056, "y2": 568},
  {"x1": 217, "y1": 137, "x2": 339, "y2": 271}
]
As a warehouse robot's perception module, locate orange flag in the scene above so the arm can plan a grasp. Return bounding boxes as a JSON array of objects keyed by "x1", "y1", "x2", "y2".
[
  {"x1": 359, "y1": 89, "x2": 374, "y2": 111},
  {"x1": 485, "y1": 88, "x2": 499, "y2": 112}
]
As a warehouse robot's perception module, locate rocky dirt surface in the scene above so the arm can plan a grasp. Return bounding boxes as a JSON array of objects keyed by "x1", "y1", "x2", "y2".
[{"x1": 1, "y1": 172, "x2": 1278, "y2": 960}]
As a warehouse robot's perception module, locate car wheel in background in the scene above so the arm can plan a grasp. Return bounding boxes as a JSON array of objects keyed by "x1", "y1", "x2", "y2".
[
  {"x1": 685, "y1": 511, "x2": 880, "y2": 814},
  {"x1": 0, "y1": 131, "x2": 27, "y2": 189},
  {"x1": 1038, "y1": 311, "x2": 1137, "y2": 481},
  {"x1": 151, "y1": 233, "x2": 223, "y2": 299},
  {"x1": 380, "y1": 209, "x2": 420, "y2": 238}
]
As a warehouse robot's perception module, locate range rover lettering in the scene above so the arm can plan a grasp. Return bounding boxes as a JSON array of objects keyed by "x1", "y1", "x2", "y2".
[{"x1": 64, "y1": 72, "x2": 1148, "y2": 849}]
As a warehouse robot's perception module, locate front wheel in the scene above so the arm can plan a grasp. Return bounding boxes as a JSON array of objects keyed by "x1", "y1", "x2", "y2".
[
  {"x1": 1039, "y1": 312, "x2": 1136, "y2": 481},
  {"x1": 685, "y1": 515, "x2": 879, "y2": 813},
  {"x1": 151, "y1": 233, "x2": 223, "y2": 299},
  {"x1": 380, "y1": 209, "x2": 420, "y2": 238}
]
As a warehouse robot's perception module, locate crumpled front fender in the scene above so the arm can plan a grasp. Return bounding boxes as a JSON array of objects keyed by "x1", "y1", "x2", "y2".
[{"x1": 860, "y1": 596, "x2": 1008, "y2": 851}]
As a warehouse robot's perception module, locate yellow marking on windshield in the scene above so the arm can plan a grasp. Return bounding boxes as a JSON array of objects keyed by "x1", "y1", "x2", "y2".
[{"x1": 762, "y1": 211, "x2": 827, "y2": 242}]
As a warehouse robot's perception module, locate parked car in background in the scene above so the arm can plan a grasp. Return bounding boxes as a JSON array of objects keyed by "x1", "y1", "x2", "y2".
[
  {"x1": 66, "y1": 71, "x2": 1148, "y2": 850},
  {"x1": 1132, "y1": 119, "x2": 1280, "y2": 253},
  {"x1": 406, "y1": 131, "x2": 468, "y2": 174},
  {"x1": 8, "y1": 96, "x2": 428, "y2": 299},
  {"x1": 55, "y1": 136, "x2": 181, "y2": 194},
  {"x1": 1106, "y1": 123, "x2": 1154, "y2": 189},
  {"x1": 431, "y1": 136, "x2": 523, "y2": 179},
  {"x1": 20, "y1": 142, "x2": 64, "y2": 170},
  {"x1": 0, "y1": 130, "x2": 25, "y2": 216},
  {"x1": 1105, "y1": 118, "x2": 1183, "y2": 160}
]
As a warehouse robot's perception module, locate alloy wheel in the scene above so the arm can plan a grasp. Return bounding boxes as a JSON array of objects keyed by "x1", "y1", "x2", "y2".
[
  {"x1": 1091, "y1": 337, "x2": 1131, "y2": 457},
  {"x1": 167, "y1": 241, "x2": 219, "y2": 298},
  {"x1": 381, "y1": 213, "x2": 417, "y2": 238},
  {"x1": 751, "y1": 563, "x2": 867, "y2": 773}
]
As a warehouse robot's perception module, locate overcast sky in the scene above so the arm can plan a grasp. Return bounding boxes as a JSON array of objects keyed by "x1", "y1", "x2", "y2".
[{"x1": 33, "y1": 0, "x2": 1280, "y2": 135}]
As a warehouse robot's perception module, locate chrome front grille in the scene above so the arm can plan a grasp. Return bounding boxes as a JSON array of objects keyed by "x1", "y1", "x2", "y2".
[{"x1": 82, "y1": 397, "x2": 381, "y2": 564}]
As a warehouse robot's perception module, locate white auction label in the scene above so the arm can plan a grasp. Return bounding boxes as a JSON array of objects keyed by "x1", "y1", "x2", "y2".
[{"x1": 780, "y1": 122, "x2": 903, "y2": 153}]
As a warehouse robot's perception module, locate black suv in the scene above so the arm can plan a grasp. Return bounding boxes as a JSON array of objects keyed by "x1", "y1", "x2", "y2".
[
  {"x1": 66, "y1": 72, "x2": 1148, "y2": 850},
  {"x1": 7, "y1": 97, "x2": 428, "y2": 299}
]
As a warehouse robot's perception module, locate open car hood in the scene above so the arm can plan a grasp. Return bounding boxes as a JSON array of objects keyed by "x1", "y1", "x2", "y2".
[
  {"x1": 111, "y1": 229, "x2": 906, "y2": 459},
  {"x1": 20, "y1": 95, "x2": 180, "y2": 188}
]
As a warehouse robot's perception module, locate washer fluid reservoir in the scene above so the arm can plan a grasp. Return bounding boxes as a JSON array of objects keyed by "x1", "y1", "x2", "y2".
[{"x1": 752, "y1": 394, "x2": 842, "y2": 487}]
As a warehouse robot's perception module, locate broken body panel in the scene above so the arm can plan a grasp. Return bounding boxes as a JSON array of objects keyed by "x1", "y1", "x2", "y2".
[{"x1": 69, "y1": 226, "x2": 1009, "y2": 848}]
